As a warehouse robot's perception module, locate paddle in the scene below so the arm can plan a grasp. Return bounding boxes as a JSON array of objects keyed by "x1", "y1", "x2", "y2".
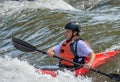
[{"x1": 12, "y1": 37, "x2": 120, "y2": 81}]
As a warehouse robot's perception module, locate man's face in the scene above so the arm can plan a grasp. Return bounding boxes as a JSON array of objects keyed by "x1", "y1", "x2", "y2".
[{"x1": 65, "y1": 29, "x2": 73, "y2": 40}]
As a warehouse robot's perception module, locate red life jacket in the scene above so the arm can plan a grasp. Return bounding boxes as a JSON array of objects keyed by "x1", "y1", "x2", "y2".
[
  {"x1": 59, "y1": 38, "x2": 90, "y2": 67},
  {"x1": 59, "y1": 40, "x2": 75, "y2": 66}
]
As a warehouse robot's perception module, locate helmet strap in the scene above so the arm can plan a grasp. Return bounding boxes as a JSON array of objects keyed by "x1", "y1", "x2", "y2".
[{"x1": 66, "y1": 31, "x2": 76, "y2": 43}]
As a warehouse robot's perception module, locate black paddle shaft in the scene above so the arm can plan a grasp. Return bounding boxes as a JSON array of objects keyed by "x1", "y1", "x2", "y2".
[{"x1": 12, "y1": 37, "x2": 120, "y2": 81}]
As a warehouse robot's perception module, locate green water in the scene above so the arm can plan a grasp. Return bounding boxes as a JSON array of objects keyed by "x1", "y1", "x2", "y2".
[{"x1": 0, "y1": 0, "x2": 120, "y2": 82}]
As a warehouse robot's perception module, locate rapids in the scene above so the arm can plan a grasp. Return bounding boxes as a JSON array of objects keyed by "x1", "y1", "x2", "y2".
[{"x1": 0, "y1": 0, "x2": 120, "y2": 82}]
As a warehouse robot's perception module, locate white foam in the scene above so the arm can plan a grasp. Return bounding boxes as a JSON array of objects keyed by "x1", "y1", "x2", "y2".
[
  {"x1": 0, "y1": 1, "x2": 26, "y2": 16},
  {"x1": 0, "y1": 56, "x2": 92, "y2": 82},
  {"x1": 105, "y1": 43, "x2": 120, "y2": 52},
  {"x1": 0, "y1": 0, "x2": 76, "y2": 16},
  {"x1": 27, "y1": 0, "x2": 76, "y2": 10}
]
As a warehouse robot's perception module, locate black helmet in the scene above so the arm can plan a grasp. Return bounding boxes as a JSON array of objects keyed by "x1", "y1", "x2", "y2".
[{"x1": 65, "y1": 21, "x2": 81, "y2": 32}]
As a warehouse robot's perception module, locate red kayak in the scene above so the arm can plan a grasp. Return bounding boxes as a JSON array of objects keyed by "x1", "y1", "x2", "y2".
[{"x1": 38, "y1": 49, "x2": 120, "y2": 77}]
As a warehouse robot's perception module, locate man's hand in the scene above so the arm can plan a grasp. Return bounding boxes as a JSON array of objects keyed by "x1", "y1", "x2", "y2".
[
  {"x1": 83, "y1": 62, "x2": 92, "y2": 69},
  {"x1": 47, "y1": 48, "x2": 54, "y2": 57}
]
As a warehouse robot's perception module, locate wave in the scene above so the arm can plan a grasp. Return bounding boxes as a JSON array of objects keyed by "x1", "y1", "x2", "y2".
[
  {"x1": 0, "y1": 56, "x2": 92, "y2": 82},
  {"x1": 0, "y1": 0, "x2": 76, "y2": 10},
  {"x1": 0, "y1": 0, "x2": 76, "y2": 16}
]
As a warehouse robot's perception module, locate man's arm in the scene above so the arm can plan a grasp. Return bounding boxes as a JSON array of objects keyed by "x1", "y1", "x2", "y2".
[{"x1": 84, "y1": 51, "x2": 95, "y2": 68}]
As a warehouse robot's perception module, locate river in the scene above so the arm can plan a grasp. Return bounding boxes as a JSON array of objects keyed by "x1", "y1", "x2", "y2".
[{"x1": 0, "y1": 0, "x2": 120, "y2": 82}]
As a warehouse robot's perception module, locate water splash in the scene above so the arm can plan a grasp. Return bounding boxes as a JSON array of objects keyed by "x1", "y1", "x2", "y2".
[
  {"x1": 0, "y1": 0, "x2": 76, "y2": 16},
  {"x1": 28, "y1": 0, "x2": 76, "y2": 10},
  {"x1": 105, "y1": 43, "x2": 120, "y2": 51},
  {"x1": 0, "y1": 56, "x2": 92, "y2": 82},
  {"x1": 0, "y1": 1, "x2": 26, "y2": 16}
]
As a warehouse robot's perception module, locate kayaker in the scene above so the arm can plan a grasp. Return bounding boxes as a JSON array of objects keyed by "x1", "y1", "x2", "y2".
[{"x1": 47, "y1": 21, "x2": 95, "y2": 69}]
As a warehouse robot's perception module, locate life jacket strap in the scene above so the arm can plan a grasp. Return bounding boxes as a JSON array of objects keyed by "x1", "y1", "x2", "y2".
[{"x1": 70, "y1": 38, "x2": 86, "y2": 67}]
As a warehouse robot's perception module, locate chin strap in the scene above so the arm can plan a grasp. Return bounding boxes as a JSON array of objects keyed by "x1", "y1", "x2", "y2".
[{"x1": 66, "y1": 31, "x2": 77, "y2": 43}]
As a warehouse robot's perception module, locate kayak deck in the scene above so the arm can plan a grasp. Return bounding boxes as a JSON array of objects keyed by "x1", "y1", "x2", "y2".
[{"x1": 37, "y1": 50, "x2": 120, "y2": 77}]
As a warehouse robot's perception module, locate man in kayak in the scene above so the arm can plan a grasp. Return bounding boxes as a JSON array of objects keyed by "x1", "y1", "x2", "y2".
[{"x1": 47, "y1": 21, "x2": 95, "y2": 69}]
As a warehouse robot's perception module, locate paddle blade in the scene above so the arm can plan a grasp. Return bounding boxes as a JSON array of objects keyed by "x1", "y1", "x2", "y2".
[
  {"x1": 12, "y1": 37, "x2": 37, "y2": 52},
  {"x1": 109, "y1": 73, "x2": 120, "y2": 81}
]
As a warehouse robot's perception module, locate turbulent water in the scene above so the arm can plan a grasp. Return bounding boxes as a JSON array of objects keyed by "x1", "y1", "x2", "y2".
[{"x1": 0, "y1": 0, "x2": 120, "y2": 82}]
